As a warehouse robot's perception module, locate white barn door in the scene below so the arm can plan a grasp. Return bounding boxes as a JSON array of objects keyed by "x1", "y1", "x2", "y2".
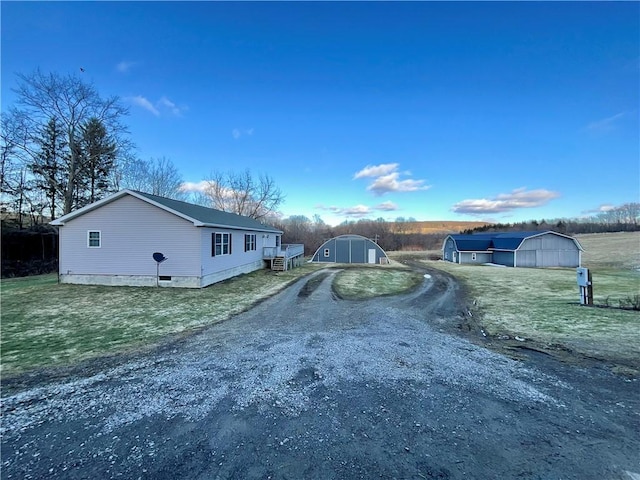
[{"x1": 368, "y1": 249, "x2": 376, "y2": 264}]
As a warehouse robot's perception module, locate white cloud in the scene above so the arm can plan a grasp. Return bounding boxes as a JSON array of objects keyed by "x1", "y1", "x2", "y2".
[
  {"x1": 232, "y1": 128, "x2": 254, "y2": 140},
  {"x1": 353, "y1": 163, "x2": 399, "y2": 179},
  {"x1": 158, "y1": 96, "x2": 185, "y2": 116},
  {"x1": 367, "y1": 172, "x2": 430, "y2": 196},
  {"x1": 129, "y1": 95, "x2": 160, "y2": 116},
  {"x1": 586, "y1": 112, "x2": 627, "y2": 132},
  {"x1": 452, "y1": 188, "x2": 560, "y2": 215},
  {"x1": 374, "y1": 201, "x2": 399, "y2": 211},
  {"x1": 179, "y1": 181, "x2": 210, "y2": 193},
  {"x1": 128, "y1": 95, "x2": 186, "y2": 117},
  {"x1": 315, "y1": 201, "x2": 400, "y2": 219},
  {"x1": 581, "y1": 204, "x2": 616, "y2": 215},
  {"x1": 116, "y1": 61, "x2": 136, "y2": 73},
  {"x1": 354, "y1": 163, "x2": 430, "y2": 196}
]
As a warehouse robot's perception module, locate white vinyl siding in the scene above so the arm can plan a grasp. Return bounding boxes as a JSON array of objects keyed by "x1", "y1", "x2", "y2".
[
  {"x1": 87, "y1": 230, "x2": 101, "y2": 248},
  {"x1": 58, "y1": 195, "x2": 200, "y2": 277},
  {"x1": 200, "y1": 227, "x2": 278, "y2": 285}
]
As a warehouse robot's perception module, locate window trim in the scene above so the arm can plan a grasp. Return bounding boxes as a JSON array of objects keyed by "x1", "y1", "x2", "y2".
[
  {"x1": 212, "y1": 232, "x2": 232, "y2": 257},
  {"x1": 324, "y1": 248, "x2": 330, "y2": 258},
  {"x1": 87, "y1": 230, "x2": 101, "y2": 248},
  {"x1": 244, "y1": 234, "x2": 257, "y2": 252}
]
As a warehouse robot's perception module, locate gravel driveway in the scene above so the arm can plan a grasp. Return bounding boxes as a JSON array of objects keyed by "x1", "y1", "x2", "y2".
[{"x1": 2, "y1": 268, "x2": 639, "y2": 479}]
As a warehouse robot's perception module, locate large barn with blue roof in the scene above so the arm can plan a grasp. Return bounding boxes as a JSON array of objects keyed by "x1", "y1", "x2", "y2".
[{"x1": 442, "y1": 231, "x2": 583, "y2": 268}]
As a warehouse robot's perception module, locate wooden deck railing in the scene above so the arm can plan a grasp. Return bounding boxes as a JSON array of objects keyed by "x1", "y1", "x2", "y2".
[{"x1": 263, "y1": 244, "x2": 304, "y2": 259}]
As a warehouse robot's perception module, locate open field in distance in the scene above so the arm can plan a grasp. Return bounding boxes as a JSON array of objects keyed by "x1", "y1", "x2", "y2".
[
  {"x1": 388, "y1": 220, "x2": 490, "y2": 234},
  {"x1": 577, "y1": 231, "x2": 640, "y2": 270}
]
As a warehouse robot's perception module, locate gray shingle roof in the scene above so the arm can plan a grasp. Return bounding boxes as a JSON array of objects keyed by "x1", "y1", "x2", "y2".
[
  {"x1": 51, "y1": 189, "x2": 282, "y2": 233},
  {"x1": 134, "y1": 191, "x2": 282, "y2": 232}
]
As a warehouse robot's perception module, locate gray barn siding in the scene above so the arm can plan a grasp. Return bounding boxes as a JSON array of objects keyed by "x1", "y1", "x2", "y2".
[
  {"x1": 311, "y1": 235, "x2": 388, "y2": 264},
  {"x1": 443, "y1": 238, "x2": 456, "y2": 262},
  {"x1": 59, "y1": 195, "x2": 201, "y2": 279},
  {"x1": 492, "y1": 251, "x2": 515, "y2": 267},
  {"x1": 518, "y1": 234, "x2": 580, "y2": 267},
  {"x1": 459, "y1": 252, "x2": 493, "y2": 264},
  {"x1": 515, "y1": 250, "x2": 536, "y2": 267},
  {"x1": 444, "y1": 232, "x2": 581, "y2": 268}
]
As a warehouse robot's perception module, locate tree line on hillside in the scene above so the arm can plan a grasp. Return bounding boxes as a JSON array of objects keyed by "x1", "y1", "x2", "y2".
[
  {"x1": 462, "y1": 203, "x2": 640, "y2": 235},
  {"x1": 273, "y1": 215, "x2": 448, "y2": 257}
]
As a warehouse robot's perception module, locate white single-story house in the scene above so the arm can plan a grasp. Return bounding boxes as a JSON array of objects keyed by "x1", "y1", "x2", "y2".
[
  {"x1": 310, "y1": 234, "x2": 390, "y2": 264},
  {"x1": 442, "y1": 231, "x2": 583, "y2": 268},
  {"x1": 50, "y1": 189, "x2": 304, "y2": 288}
]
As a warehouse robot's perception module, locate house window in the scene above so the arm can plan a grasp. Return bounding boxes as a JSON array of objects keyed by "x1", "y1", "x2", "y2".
[
  {"x1": 472, "y1": 253, "x2": 477, "y2": 261},
  {"x1": 324, "y1": 248, "x2": 330, "y2": 258},
  {"x1": 88, "y1": 230, "x2": 101, "y2": 248},
  {"x1": 276, "y1": 235, "x2": 281, "y2": 247},
  {"x1": 244, "y1": 234, "x2": 256, "y2": 252},
  {"x1": 212, "y1": 233, "x2": 232, "y2": 256}
]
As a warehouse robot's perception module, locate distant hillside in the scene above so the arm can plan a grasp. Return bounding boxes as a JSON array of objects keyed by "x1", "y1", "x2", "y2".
[{"x1": 389, "y1": 221, "x2": 491, "y2": 234}]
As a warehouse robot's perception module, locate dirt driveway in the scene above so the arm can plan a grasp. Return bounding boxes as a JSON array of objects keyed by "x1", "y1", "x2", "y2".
[{"x1": 2, "y1": 268, "x2": 639, "y2": 479}]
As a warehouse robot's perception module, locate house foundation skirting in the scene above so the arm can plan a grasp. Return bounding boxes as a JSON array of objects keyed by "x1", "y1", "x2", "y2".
[
  {"x1": 200, "y1": 260, "x2": 265, "y2": 287},
  {"x1": 58, "y1": 273, "x2": 201, "y2": 288},
  {"x1": 59, "y1": 260, "x2": 268, "y2": 288}
]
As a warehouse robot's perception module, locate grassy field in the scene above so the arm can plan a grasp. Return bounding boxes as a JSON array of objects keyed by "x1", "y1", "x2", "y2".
[
  {"x1": 577, "y1": 231, "x2": 640, "y2": 270},
  {"x1": 1, "y1": 263, "x2": 425, "y2": 376},
  {"x1": 389, "y1": 220, "x2": 490, "y2": 234},
  {"x1": 0, "y1": 264, "x2": 324, "y2": 377},
  {"x1": 2, "y1": 232, "x2": 638, "y2": 376},
  {"x1": 332, "y1": 268, "x2": 424, "y2": 300},
  {"x1": 426, "y1": 231, "x2": 640, "y2": 370}
]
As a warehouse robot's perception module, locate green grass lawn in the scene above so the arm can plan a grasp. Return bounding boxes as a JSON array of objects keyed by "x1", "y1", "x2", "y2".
[
  {"x1": 1, "y1": 264, "x2": 324, "y2": 377},
  {"x1": 429, "y1": 261, "x2": 640, "y2": 367},
  {"x1": 332, "y1": 267, "x2": 424, "y2": 300},
  {"x1": 1, "y1": 263, "x2": 428, "y2": 376}
]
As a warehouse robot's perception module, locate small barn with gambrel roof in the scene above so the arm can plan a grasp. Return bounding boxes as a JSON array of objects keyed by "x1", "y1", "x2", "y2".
[{"x1": 442, "y1": 231, "x2": 583, "y2": 268}]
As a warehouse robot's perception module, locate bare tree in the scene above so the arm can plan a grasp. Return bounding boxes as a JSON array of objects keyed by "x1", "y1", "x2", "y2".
[
  {"x1": 201, "y1": 169, "x2": 284, "y2": 220},
  {"x1": 119, "y1": 156, "x2": 186, "y2": 200},
  {"x1": 11, "y1": 69, "x2": 129, "y2": 214},
  {"x1": 1, "y1": 111, "x2": 34, "y2": 197}
]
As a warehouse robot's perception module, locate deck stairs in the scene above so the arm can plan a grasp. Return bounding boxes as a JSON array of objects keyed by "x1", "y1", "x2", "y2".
[{"x1": 271, "y1": 257, "x2": 286, "y2": 271}]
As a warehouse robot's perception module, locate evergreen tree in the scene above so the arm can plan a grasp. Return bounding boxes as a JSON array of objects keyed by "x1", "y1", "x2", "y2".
[
  {"x1": 30, "y1": 117, "x2": 66, "y2": 219},
  {"x1": 77, "y1": 117, "x2": 116, "y2": 206}
]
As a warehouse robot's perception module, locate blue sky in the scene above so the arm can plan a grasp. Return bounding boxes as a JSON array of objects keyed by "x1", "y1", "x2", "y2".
[{"x1": 2, "y1": 2, "x2": 638, "y2": 225}]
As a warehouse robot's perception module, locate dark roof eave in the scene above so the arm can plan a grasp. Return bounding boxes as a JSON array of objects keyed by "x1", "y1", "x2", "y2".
[{"x1": 197, "y1": 222, "x2": 282, "y2": 234}]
